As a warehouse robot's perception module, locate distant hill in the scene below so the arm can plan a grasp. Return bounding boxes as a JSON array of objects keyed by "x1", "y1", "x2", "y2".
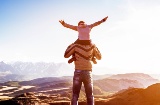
[
  {"x1": 0, "y1": 74, "x2": 29, "y2": 83},
  {"x1": 19, "y1": 76, "x2": 72, "y2": 86},
  {"x1": 94, "y1": 78, "x2": 143, "y2": 92},
  {"x1": 104, "y1": 83, "x2": 160, "y2": 105},
  {"x1": 0, "y1": 76, "x2": 73, "y2": 97},
  {"x1": 1, "y1": 61, "x2": 160, "y2": 85},
  {"x1": 108, "y1": 73, "x2": 160, "y2": 87},
  {"x1": 0, "y1": 75, "x2": 147, "y2": 98},
  {"x1": 92, "y1": 74, "x2": 113, "y2": 80}
]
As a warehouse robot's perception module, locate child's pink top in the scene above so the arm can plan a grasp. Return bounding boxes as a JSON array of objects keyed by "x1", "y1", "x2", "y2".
[{"x1": 62, "y1": 20, "x2": 103, "y2": 40}]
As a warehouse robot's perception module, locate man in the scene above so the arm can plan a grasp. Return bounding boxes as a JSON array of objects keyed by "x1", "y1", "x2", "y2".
[{"x1": 64, "y1": 42, "x2": 102, "y2": 105}]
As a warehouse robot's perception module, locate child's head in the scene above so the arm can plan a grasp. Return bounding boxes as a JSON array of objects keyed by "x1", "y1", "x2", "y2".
[
  {"x1": 78, "y1": 21, "x2": 86, "y2": 28},
  {"x1": 78, "y1": 21, "x2": 84, "y2": 26}
]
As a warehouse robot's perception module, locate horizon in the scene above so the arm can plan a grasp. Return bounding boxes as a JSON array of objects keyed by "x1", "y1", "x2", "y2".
[
  {"x1": 1, "y1": 60, "x2": 160, "y2": 78},
  {"x1": 1, "y1": 0, "x2": 160, "y2": 74}
]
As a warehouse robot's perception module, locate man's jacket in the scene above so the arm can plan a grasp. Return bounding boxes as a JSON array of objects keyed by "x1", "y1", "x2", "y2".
[{"x1": 64, "y1": 43, "x2": 101, "y2": 70}]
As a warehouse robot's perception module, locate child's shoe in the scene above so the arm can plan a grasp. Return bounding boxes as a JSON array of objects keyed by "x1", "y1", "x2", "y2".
[
  {"x1": 68, "y1": 57, "x2": 76, "y2": 64},
  {"x1": 92, "y1": 57, "x2": 97, "y2": 64}
]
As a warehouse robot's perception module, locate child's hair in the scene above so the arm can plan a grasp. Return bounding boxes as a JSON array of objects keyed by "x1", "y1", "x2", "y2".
[{"x1": 78, "y1": 21, "x2": 85, "y2": 26}]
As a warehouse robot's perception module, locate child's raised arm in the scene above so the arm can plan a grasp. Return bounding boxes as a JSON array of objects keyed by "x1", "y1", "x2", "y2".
[
  {"x1": 59, "y1": 20, "x2": 77, "y2": 31},
  {"x1": 89, "y1": 16, "x2": 108, "y2": 28}
]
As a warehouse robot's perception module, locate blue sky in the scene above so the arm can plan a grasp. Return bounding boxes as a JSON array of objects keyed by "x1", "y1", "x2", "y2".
[{"x1": 1, "y1": 0, "x2": 160, "y2": 74}]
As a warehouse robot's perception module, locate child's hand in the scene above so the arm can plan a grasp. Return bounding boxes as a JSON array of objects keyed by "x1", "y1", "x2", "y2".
[
  {"x1": 102, "y1": 16, "x2": 108, "y2": 22},
  {"x1": 59, "y1": 20, "x2": 65, "y2": 25}
]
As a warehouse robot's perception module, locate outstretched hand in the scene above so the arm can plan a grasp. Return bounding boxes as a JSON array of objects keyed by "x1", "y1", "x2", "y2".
[
  {"x1": 102, "y1": 16, "x2": 108, "y2": 22},
  {"x1": 59, "y1": 20, "x2": 65, "y2": 25}
]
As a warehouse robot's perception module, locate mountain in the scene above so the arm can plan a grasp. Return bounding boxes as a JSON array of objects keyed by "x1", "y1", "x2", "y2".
[
  {"x1": 0, "y1": 75, "x2": 144, "y2": 98},
  {"x1": 103, "y1": 83, "x2": 160, "y2": 105},
  {"x1": 0, "y1": 74, "x2": 29, "y2": 83},
  {"x1": 93, "y1": 73, "x2": 160, "y2": 92},
  {"x1": 92, "y1": 74, "x2": 113, "y2": 80},
  {"x1": 10, "y1": 61, "x2": 73, "y2": 77},
  {"x1": 108, "y1": 73, "x2": 160, "y2": 87},
  {"x1": 94, "y1": 78, "x2": 143, "y2": 92},
  {"x1": 1, "y1": 61, "x2": 160, "y2": 87},
  {"x1": 0, "y1": 61, "x2": 74, "y2": 83},
  {"x1": 0, "y1": 76, "x2": 73, "y2": 97},
  {"x1": 0, "y1": 61, "x2": 15, "y2": 73},
  {"x1": 149, "y1": 74, "x2": 160, "y2": 80},
  {"x1": 19, "y1": 76, "x2": 72, "y2": 86}
]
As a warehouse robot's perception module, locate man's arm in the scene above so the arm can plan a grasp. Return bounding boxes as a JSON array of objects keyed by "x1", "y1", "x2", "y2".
[
  {"x1": 64, "y1": 43, "x2": 75, "y2": 58},
  {"x1": 59, "y1": 20, "x2": 77, "y2": 31},
  {"x1": 89, "y1": 16, "x2": 108, "y2": 28},
  {"x1": 93, "y1": 45, "x2": 102, "y2": 60}
]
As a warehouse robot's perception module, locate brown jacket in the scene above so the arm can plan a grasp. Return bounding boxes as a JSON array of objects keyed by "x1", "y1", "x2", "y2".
[{"x1": 64, "y1": 43, "x2": 101, "y2": 70}]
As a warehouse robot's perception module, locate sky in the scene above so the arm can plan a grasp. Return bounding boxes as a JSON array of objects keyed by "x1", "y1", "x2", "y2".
[{"x1": 0, "y1": 0, "x2": 160, "y2": 74}]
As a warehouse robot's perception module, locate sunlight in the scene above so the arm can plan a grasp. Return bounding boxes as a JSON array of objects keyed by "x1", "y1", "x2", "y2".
[{"x1": 92, "y1": 5, "x2": 160, "y2": 74}]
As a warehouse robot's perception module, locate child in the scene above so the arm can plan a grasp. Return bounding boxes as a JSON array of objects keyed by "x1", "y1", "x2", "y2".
[{"x1": 59, "y1": 16, "x2": 108, "y2": 64}]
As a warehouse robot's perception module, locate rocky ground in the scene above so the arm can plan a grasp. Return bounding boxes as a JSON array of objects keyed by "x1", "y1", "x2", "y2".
[{"x1": 0, "y1": 83, "x2": 160, "y2": 105}]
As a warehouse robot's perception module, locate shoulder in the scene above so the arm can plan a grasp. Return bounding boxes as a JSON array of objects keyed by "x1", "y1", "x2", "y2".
[
  {"x1": 87, "y1": 25, "x2": 92, "y2": 28},
  {"x1": 89, "y1": 42, "x2": 96, "y2": 47}
]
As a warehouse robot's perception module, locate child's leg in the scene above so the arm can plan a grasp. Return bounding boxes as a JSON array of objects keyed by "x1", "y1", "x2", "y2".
[
  {"x1": 68, "y1": 54, "x2": 76, "y2": 63},
  {"x1": 67, "y1": 39, "x2": 78, "y2": 64},
  {"x1": 92, "y1": 57, "x2": 97, "y2": 64},
  {"x1": 77, "y1": 39, "x2": 97, "y2": 64},
  {"x1": 67, "y1": 39, "x2": 97, "y2": 64}
]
